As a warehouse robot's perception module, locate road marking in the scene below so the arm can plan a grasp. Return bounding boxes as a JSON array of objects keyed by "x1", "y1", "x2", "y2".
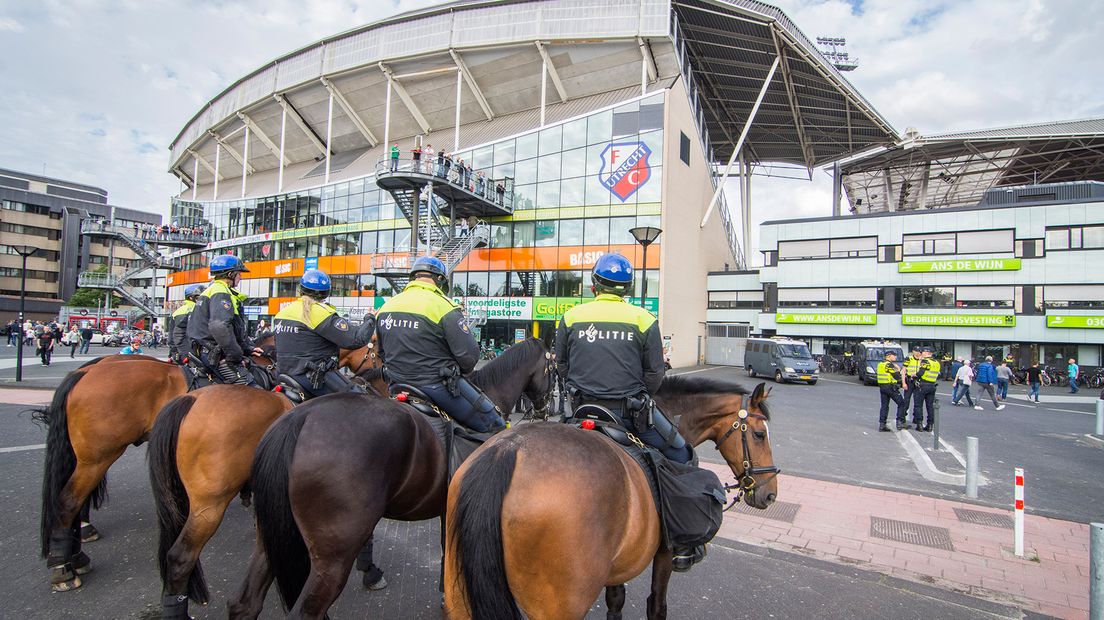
[
  {"x1": 1086, "y1": 434, "x2": 1104, "y2": 444},
  {"x1": 938, "y1": 437, "x2": 967, "y2": 467},
  {"x1": 0, "y1": 443, "x2": 45, "y2": 453},
  {"x1": 896, "y1": 429, "x2": 964, "y2": 486},
  {"x1": 672, "y1": 366, "x2": 721, "y2": 376}
]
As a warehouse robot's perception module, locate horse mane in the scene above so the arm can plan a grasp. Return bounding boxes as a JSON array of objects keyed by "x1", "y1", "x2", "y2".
[
  {"x1": 657, "y1": 374, "x2": 769, "y2": 419},
  {"x1": 470, "y1": 337, "x2": 545, "y2": 388}
]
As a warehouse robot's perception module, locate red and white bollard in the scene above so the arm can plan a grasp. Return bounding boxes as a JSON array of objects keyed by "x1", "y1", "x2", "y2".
[{"x1": 1014, "y1": 467, "x2": 1025, "y2": 557}]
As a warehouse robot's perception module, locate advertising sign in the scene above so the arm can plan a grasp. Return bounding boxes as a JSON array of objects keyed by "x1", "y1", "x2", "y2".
[
  {"x1": 304, "y1": 257, "x2": 318, "y2": 270},
  {"x1": 514, "y1": 328, "x2": 527, "y2": 343},
  {"x1": 454, "y1": 297, "x2": 532, "y2": 320},
  {"x1": 898, "y1": 258, "x2": 1021, "y2": 273},
  {"x1": 1046, "y1": 315, "x2": 1104, "y2": 329},
  {"x1": 599, "y1": 142, "x2": 652, "y2": 202},
  {"x1": 775, "y1": 312, "x2": 877, "y2": 325},
  {"x1": 533, "y1": 297, "x2": 581, "y2": 321},
  {"x1": 901, "y1": 314, "x2": 1016, "y2": 327}
]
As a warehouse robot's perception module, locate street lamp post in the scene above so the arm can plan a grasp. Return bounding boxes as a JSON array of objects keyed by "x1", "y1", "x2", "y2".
[
  {"x1": 13, "y1": 245, "x2": 40, "y2": 382},
  {"x1": 629, "y1": 226, "x2": 662, "y2": 310}
]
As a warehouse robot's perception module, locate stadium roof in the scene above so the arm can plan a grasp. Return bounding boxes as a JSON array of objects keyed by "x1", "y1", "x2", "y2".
[
  {"x1": 840, "y1": 117, "x2": 1104, "y2": 214},
  {"x1": 168, "y1": 0, "x2": 897, "y2": 197}
]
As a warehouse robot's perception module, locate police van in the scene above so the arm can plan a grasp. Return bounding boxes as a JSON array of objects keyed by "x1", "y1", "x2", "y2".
[
  {"x1": 855, "y1": 340, "x2": 905, "y2": 385},
  {"x1": 744, "y1": 337, "x2": 818, "y2": 384}
]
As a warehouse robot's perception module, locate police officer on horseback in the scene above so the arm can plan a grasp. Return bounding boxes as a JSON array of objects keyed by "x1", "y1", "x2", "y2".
[
  {"x1": 555, "y1": 253, "x2": 700, "y2": 570},
  {"x1": 375, "y1": 256, "x2": 505, "y2": 432},
  {"x1": 272, "y1": 269, "x2": 375, "y2": 398},
  {"x1": 169, "y1": 284, "x2": 204, "y2": 364},
  {"x1": 187, "y1": 255, "x2": 261, "y2": 385}
]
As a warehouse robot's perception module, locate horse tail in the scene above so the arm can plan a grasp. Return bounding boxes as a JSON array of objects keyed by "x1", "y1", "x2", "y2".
[
  {"x1": 450, "y1": 441, "x2": 523, "y2": 620},
  {"x1": 252, "y1": 407, "x2": 311, "y2": 609},
  {"x1": 34, "y1": 370, "x2": 106, "y2": 559},
  {"x1": 147, "y1": 394, "x2": 209, "y2": 603}
]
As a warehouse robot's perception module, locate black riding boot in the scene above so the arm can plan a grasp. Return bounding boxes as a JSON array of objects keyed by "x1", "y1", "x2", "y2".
[
  {"x1": 671, "y1": 545, "x2": 707, "y2": 573},
  {"x1": 161, "y1": 593, "x2": 191, "y2": 620}
]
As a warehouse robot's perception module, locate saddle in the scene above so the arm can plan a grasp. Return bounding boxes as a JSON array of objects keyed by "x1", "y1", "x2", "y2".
[
  {"x1": 277, "y1": 374, "x2": 308, "y2": 404},
  {"x1": 389, "y1": 383, "x2": 445, "y2": 418},
  {"x1": 389, "y1": 383, "x2": 496, "y2": 480}
]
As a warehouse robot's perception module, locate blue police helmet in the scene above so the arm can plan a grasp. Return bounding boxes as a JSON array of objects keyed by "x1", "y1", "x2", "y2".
[
  {"x1": 410, "y1": 255, "x2": 447, "y2": 279},
  {"x1": 210, "y1": 254, "x2": 249, "y2": 277},
  {"x1": 300, "y1": 268, "x2": 332, "y2": 293},
  {"x1": 592, "y1": 253, "x2": 634, "y2": 290},
  {"x1": 184, "y1": 284, "x2": 205, "y2": 299}
]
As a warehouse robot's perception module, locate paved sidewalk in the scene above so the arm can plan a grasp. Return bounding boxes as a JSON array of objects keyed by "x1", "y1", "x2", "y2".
[
  {"x1": 0, "y1": 388, "x2": 54, "y2": 405},
  {"x1": 705, "y1": 464, "x2": 1091, "y2": 619}
]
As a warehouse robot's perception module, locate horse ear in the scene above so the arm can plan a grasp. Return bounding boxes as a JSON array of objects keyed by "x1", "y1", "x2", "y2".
[{"x1": 751, "y1": 382, "x2": 769, "y2": 408}]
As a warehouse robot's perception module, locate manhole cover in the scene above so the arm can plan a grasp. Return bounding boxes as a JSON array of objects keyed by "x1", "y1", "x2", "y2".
[
  {"x1": 731, "y1": 500, "x2": 800, "y2": 523},
  {"x1": 869, "y1": 517, "x2": 954, "y2": 551},
  {"x1": 953, "y1": 508, "x2": 1014, "y2": 529}
]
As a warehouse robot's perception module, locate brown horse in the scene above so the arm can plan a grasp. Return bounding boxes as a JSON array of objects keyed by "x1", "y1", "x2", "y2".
[
  {"x1": 146, "y1": 339, "x2": 387, "y2": 619},
  {"x1": 444, "y1": 376, "x2": 780, "y2": 620},
  {"x1": 229, "y1": 338, "x2": 555, "y2": 620},
  {"x1": 34, "y1": 338, "x2": 282, "y2": 591}
]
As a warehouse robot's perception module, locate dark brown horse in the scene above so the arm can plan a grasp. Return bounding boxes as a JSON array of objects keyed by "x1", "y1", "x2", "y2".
[
  {"x1": 444, "y1": 376, "x2": 779, "y2": 620},
  {"x1": 229, "y1": 338, "x2": 555, "y2": 620},
  {"x1": 146, "y1": 339, "x2": 386, "y2": 619},
  {"x1": 34, "y1": 338, "x2": 281, "y2": 591}
]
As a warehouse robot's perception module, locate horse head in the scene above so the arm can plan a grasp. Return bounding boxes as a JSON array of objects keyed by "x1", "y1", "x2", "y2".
[
  {"x1": 251, "y1": 331, "x2": 278, "y2": 371},
  {"x1": 657, "y1": 376, "x2": 779, "y2": 510},
  {"x1": 470, "y1": 338, "x2": 555, "y2": 416}
]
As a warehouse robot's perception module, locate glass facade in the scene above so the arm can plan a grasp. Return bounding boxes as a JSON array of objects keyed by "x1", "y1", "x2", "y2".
[{"x1": 170, "y1": 92, "x2": 667, "y2": 342}]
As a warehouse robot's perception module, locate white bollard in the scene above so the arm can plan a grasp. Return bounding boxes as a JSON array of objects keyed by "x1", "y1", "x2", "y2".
[
  {"x1": 965, "y1": 437, "x2": 979, "y2": 499},
  {"x1": 1014, "y1": 467, "x2": 1025, "y2": 557}
]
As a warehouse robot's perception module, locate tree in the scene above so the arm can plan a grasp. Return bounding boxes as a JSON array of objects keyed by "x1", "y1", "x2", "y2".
[{"x1": 67, "y1": 265, "x2": 121, "y2": 308}]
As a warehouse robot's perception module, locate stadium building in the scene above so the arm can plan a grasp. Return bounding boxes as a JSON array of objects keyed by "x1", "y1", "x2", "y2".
[{"x1": 163, "y1": 0, "x2": 896, "y2": 366}]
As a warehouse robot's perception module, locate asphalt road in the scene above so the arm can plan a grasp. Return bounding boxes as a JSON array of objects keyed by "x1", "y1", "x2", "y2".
[
  {"x1": 0, "y1": 394, "x2": 1036, "y2": 619},
  {"x1": 684, "y1": 365, "x2": 1104, "y2": 524}
]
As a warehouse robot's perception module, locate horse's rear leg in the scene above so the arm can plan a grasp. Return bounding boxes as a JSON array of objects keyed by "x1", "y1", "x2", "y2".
[
  {"x1": 161, "y1": 500, "x2": 231, "y2": 619},
  {"x1": 49, "y1": 459, "x2": 114, "y2": 591},
  {"x1": 288, "y1": 553, "x2": 359, "y2": 620},
  {"x1": 355, "y1": 535, "x2": 387, "y2": 590},
  {"x1": 228, "y1": 529, "x2": 272, "y2": 620},
  {"x1": 78, "y1": 499, "x2": 100, "y2": 542}
]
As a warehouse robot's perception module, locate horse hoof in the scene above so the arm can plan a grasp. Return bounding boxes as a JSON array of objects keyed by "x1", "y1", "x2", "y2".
[
  {"x1": 80, "y1": 523, "x2": 100, "y2": 543},
  {"x1": 71, "y1": 551, "x2": 92, "y2": 575},
  {"x1": 50, "y1": 565, "x2": 82, "y2": 593},
  {"x1": 362, "y1": 567, "x2": 387, "y2": 591}
]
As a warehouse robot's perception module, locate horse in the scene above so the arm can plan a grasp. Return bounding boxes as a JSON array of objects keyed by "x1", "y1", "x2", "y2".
[
  {"x1": 146, "y1": 340, "x2": 386, "y2": 619},
  {"x1": 34, "y1": 334, "x2": 282, "y2": 592},
  {"x1": 229, "y1": 338, "x2": 555, "y2": 620},
  {"x1": 443, "y1": 376, "x2": 780, "y2": 620}
]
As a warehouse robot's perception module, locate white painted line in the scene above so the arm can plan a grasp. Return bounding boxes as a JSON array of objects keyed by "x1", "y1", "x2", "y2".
[
  {"x1": 937, "y1": 437, "x2": 989, "y2": 486},
  {"x1": 0, "y1": 443, "x2": 46, "y2": 454},
  {"x1": 1086, "y1": 434, "x2": 1104, "y2": 444},
  {"x1": 896, "y1": 428, "x2": 964, "y2": 486},
  {"x1": 672, "y1": 366, "x2": 722, "y2": 376}
]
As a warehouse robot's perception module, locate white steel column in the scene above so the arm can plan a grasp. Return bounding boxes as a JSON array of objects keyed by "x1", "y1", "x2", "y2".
[
  {"x1": 324, "y1": 91, "x2": 334, "y2": 184},
  {"x1": 454, "y1": 68, "x2": 462, "y2": 152},
  {"x1": 700, "y1": 56, "x2": 780, "y2": 228},
  {"x1": 742, "y1": 151, "x2": 753, "y2": 261},
  {"x1": 213, "y1": 143, "x2": 221, "y2": 200},
  {"x1": 191, "y1": 157, "x2": 198, "y2": 200},
  {"x1": 383, "y1": 79, "x2": 392, "y2": 152},
  {"x1": 240, "y1": 126, "x2": 250, "y2": 198},
  {"x1": 540, "y1": 58, "x2": 548, "y2": 126},
  {"x1": 641, "y1": 53, "x2": 648, "y2": 95},
  {"x1": 277, "y1": 105, "x2": 287, "y2": 193}
]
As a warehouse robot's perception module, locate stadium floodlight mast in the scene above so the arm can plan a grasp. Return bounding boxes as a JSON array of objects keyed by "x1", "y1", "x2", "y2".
[
  {"x1": 629, "y1": 227, "x2": 662, "y2": 310},
  {"x1": 12, "y1": 245, "x2": 40, "y2": 382},
  {"x1": 816, "y1": 36, "x2": 859, "y2": 72}
]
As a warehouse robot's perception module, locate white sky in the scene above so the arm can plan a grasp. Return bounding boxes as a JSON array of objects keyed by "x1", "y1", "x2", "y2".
[{"x1": 1, "y1": 0, "x2": 1100, "y2": 265}]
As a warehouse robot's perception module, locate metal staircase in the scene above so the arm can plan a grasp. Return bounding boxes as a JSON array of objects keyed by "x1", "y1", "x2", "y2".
[{"x1": 77, "y1": 221, "x2": 208, "y2": 317}]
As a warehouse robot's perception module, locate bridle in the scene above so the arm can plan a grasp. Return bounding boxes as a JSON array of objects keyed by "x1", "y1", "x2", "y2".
[
  {"x1": 714, "y1": 408, "x2": 782, "y2": 511},
  {"x1": 527, "y1": 352, "x2": 556, "y2": 418},
  {"x1": 349, "y1": 344, "x2": 377, "y2": 377}
]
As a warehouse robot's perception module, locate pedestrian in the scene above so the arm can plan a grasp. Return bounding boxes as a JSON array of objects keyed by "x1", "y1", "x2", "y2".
[
  {"x1": 459, "y1": 218, "x2": 470, "y2": 237},
  {"x1": 65, "y1": 325, "x2": 80, "y2": 358},
  {"x1": 876, "y1": 350, "x2": 908, "y2": 432},
  {"x1": 37, "y1": 328, "x2": 55, "y2": 366},
  {"x1": 910, "y1": 347, "x2": 941, "y2": 431},
  {"x1": 1025, "y1": 360, "x2": 1042, "y2": 403},
  {"x1": 972, "y1": 355, "x2": 1004, "y2": 410},
  {"x1": 6, "y1": 320, "x2": 17, "y2": 346},
  {"x1": 949, "y1": 357, "x2": 963, "y2": 384},
  {"x1": 79, "y1": 324, "x2": 93, "y2": 354},
  {"x1": 951, "y1": 360, "x2": 975, "y2": 407},
  {"x1": 1067, "y1": 358, "x2": 1080, "y2": 393},
  {"x1": 996, "y1": 361, "x2": 1013, "y2": 400}
]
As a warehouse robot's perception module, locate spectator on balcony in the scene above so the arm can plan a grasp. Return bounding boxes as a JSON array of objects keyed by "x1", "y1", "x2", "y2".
[
  {"x1": 423, "y1": 144, "x2": 434, "y2": 174},
  {"x1": 495, "y1": 181, "x2": 505, "y2": 205},
  {"x1": 459, "y1": 219, "x2": 470, "y2": 238},
  {"x1": 390, "y1": 143, "x2": 400, "y2": 172},
  {"x1": 465, "y1": 161, "x2": 474, "y2": 189},
  {"x1": 475, "y1": 171, "x2": 485, "y2": 195},
  {"x1": 411, "y1": 144, "x2": 422, "y2": 172},
  {"x1": 436, "y1": 149, "x2": 446, "y2": 177}
]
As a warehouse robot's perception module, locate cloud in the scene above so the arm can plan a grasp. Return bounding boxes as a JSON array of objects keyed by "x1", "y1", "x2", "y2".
[{"x1": 0, "y1": 16, "x2": 25, "y2": 31}]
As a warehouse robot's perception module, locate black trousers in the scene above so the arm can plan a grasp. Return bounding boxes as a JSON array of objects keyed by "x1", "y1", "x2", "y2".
[
  {"x1": 878, "y1": 386, "x2": 906, "y2": 425},
  {"x1": 912, "y1": 383, "x2": 937, "y2": 426}
]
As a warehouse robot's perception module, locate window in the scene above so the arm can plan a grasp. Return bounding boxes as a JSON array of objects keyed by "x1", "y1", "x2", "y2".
[
  {"x1": 679, "y1": 132, "x2": 691, "y2": 165},
  {"x1": 778, "y1": 288, "x2": 828, "y2": 307},
  {"x1": 902, "y1": 232, "x2": 955, "y2": 255},
  {"x1": 1044, "y1": 285, "x2": 1104, "y2": 309},
  {"x1": 707, "y1": 290, "x2": 763, "y2": 309},
  {"x1": 879, "y1": 245, "x2": 902, "y2": 262},
  {"x1": 1015, "y1": 239, "x2": 1044, "y2": 258},
  {"x1": 778, "y1": 239, "x2": 829, "y2": 260},
  {"x1": 1046, "y1": 225, "x2": 1104, "y2": 250},
  {"x1": 534, "y1": 220, "x2": 558, "y2": 247},
  {"x1": 829, "y1": 288, "x2": 877, "y2": 308},
  {"x1": 955, "y1": 286, "x2": 1013, "y2": 308},
  {"x1": 558, "y1": 219, "x2": 584, "y2": 246},
  {"x1": 584, "y1": 218, "x2": 609, "y2": 245},
  {"x1": 901, "y1": 287, "x2": 955, "y2": 307},
  {"x1": 487, "y1": 271, "x2": 508, "y2": 296},
  {"x1": 828, "y1": 236, "x2": 877, "y2": 258},
  {"x1": 956, "y1": 229, "x2": 1013, "y2": 253}
]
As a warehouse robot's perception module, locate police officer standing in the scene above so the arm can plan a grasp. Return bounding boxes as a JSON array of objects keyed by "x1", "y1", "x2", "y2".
[
  {"x1": 169, "y1": 284, "x2": 204, "y2": 363},
  {"x1": 876, "y1": 350, "x2": 908, "y2": 432},
  {"x1": 901, "y1": 345, "x2": 923, "y2": 421},
  {"x1": 187, "y1": 255, "x2": 261, "y2": 385},
  {"x1": 375, "y1": 256, "x2": 505, "y2": 432},
  {"x1": 272, "y1": 269, "x2": 375, "y2": 398},
  {"x1": 911, "y1": 347, "x2": 941, "y2": 431}
]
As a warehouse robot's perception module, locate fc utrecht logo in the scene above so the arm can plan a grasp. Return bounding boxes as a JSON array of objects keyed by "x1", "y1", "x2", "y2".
[{"x1": 599, "y1": 142, "x2": 652, "y2": 202}]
